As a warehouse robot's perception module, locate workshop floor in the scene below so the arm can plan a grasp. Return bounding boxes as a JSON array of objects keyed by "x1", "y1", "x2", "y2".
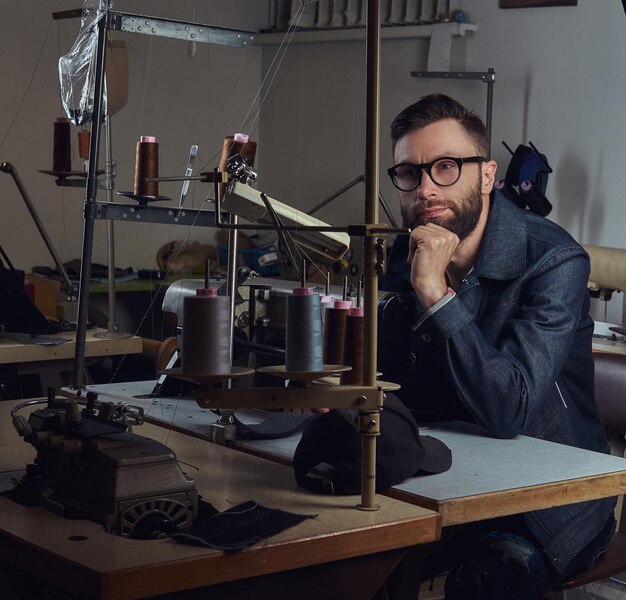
[{"x1": 419, "y1": 576, "x2": 445, "y2": 599}]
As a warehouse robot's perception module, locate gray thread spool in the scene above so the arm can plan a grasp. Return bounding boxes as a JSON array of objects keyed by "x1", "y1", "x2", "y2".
[
  {"x1": 182, "y1": 289, "x2": 231, "y2": 374},
  {"x1": 286, "y1": 288, "x2": 323, "y2": 372}
]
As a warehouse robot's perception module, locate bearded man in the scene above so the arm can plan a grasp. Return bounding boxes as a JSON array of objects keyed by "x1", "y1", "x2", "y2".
[{"x1": 381, "y1": 94, "x2": 616, "y2": 599}]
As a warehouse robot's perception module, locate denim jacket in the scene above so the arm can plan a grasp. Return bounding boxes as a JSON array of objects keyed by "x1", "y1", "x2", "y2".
[{"x1": 381, "y1": 191, "x2": 616, "y2": 573}]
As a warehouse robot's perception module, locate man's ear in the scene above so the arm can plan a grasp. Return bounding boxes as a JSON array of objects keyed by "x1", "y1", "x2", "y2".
[{"x1": 481, "y1": 160, "x2": 497, "y2": 194}]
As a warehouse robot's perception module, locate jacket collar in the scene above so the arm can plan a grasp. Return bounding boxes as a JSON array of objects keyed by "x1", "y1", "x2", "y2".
[{"x1": 474, "y1": 190, "x2": 527, "y2": 280}]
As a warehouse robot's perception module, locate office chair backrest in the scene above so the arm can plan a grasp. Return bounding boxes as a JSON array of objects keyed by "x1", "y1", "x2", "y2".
[{"x1": 594, "y1": 352, "x2": 626, "y2": 435}]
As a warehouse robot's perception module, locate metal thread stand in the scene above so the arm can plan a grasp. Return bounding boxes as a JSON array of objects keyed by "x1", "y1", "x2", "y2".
[
  {"x1": 93, "y1": 113, "x2": 132, "y2": 340},
  {"x1": 72, "y1": 9, "x2": 254, "y2": 389},
  {"x1": 72, "y1": 3, "x2": 388, "y2": 510}
]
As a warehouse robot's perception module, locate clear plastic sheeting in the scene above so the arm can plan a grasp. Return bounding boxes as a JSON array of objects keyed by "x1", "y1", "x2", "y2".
[{"x1": 58, "y1": 0, "x2": 110, "y2": 126}]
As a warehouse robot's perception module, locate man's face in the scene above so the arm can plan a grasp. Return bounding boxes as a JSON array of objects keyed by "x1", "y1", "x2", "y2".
[{"x1": 393, "y1": 119, "x2": 493, "y2": 241}]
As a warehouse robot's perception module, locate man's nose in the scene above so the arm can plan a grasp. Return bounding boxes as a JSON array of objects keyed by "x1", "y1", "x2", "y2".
[{"x1": 418, "y1": 168, "x2": 438, "y2": 195}]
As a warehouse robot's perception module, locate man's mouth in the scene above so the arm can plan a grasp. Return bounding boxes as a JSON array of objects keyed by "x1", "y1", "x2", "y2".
[{"x1": 416, "y1": 205, "x2": 450, "y2": 219}]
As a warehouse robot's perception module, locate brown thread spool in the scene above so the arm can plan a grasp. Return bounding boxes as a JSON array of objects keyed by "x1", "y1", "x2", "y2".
[
  {"x1": 77, "y1": 129, "x2": 90, "y2": 160},
  {"x1": 341, "y1": 307, "x2": 364, "y2": 385},
  {"x1": 219, "y1": 133, "x2": 257, "y2": 196},
  {"x1": 53, "y1": 117, "x2": 72, "y2": 172},
  {"x1": 133, "y1": 135, "x2": 159, "y2": 197},
  {"x1": 322, "y1": 300, "x2": 351, "y2": 365}
]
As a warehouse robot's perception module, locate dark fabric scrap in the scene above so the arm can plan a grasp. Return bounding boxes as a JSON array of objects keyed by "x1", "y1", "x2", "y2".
[
  {"x1": 233, "y1": 411, "x2": 318, "y2": 440},
  {"x1": 171, "y1": 500, "x2": 317, "y2": 552}
]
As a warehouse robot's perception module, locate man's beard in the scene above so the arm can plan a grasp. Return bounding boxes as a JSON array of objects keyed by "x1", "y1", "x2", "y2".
[{"x1": 401, "y1": 178, "x2": 483, "y2": 242}]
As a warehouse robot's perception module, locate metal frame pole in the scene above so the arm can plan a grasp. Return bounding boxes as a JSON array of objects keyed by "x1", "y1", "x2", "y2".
[{"x1": 72, "y1": 15, "x2": 108, "y2": 389}]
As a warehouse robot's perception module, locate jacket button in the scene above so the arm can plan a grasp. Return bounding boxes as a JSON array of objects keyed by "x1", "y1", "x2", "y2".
[
  {"x1": 421, "y1": 333, "x2": 431, "y2": 343},
  {"x1": 409, "y1": 353, "x2": 416, "y2": 363}
]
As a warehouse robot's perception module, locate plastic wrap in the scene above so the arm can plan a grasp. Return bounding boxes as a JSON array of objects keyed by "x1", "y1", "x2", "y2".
[{"x1": 58, "y1": 0, "x2": 110, "y2": 126}]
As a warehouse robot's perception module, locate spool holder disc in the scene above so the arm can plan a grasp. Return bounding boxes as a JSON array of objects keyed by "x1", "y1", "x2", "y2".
[
  {"x1": 117, "y1": 191, "x2": 171, "y2": 205},
  {"x1": 160, "y1": 366, "x2": 254, "y2": 387},
  {"x1": 256, "y1": 364, "x2": 351, "y2": 386}
]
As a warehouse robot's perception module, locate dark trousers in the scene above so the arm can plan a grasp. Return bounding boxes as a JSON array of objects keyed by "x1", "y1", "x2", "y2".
[{"x1": 422, "y1": 513, "x2": 616, "y2": 600}]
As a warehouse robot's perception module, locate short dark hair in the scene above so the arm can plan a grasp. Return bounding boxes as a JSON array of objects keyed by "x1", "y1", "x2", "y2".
[{"x1": 390, "y1": 94, "x2": 489, "y2": 158}]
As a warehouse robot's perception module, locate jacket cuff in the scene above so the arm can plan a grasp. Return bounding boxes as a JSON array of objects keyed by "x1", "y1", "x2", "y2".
[
  {"x1": 413, "y1": 293, "x2": 474, "y2": 346},
  {"x1": 412, "y1": 287, "x2": 456, "y2": 331}
]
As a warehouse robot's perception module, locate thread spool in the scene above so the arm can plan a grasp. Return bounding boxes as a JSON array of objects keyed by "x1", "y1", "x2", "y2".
[
  {"x1": 340, "y1": 306, "x2": 364, "y2": 385},
  {"x1": 319, "y1": 294, "x2": 333, "y2": 328},
  {"x1": 53, "y1": 117, "x2": 72, "y2": 172},
  {"x1": 519, "y1": 180, "x2": 552, "y2": 217},
  {"x1": 78, "y1": 129, "x2": 90, "y2": 172},
  {"x1": 323, "y1": 300, "x2": 351, "y2": 365},
  {"x1": 133, "y1": 135, "x2": 159, "y2": 197},
  {"x1": 219, "y1": 133, "x2": 257, "y2": 170},
  {"x1": 285, "y1": 288, "x2": 323, "y2": 372},
  {"x1": 181, "y1": 288, "x2": 232, "y2": 375},
  {"x1": 495, "y1": 179, "x2": 525, "y2": 209},
  {"x1": 77, "y1": 129, "x2": 90, "y2": 159},
  {"x1": 219, "y1": 133, "x2": 257, "y2": 196}
]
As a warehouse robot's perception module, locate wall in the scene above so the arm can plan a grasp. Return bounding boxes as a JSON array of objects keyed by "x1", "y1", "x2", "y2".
[
  {"x1": 464, "y1": 0, "x2": 626, "y2": 324},
  {"x1": 256, "y1": 0, "x2": 626, "y2": 323},
  {"x1": 0, "y1": 0, "x2": 268, "y2": 276},
  {"x1": 1, "y1": 1, "x2": 624, "y2": 323}
]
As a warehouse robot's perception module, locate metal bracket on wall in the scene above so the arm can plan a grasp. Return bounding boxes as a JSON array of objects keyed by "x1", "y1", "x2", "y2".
[
  {"x1": 410, "y1": 69, "x2": 496, "y2": 154},
  {"x1": 107, "y1": 12, "x2": 255, "y2": 47}
]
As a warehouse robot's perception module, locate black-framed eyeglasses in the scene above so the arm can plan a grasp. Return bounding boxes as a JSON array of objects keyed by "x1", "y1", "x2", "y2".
[{"x1": 387, "y1": 156, "x2": 486, "y2": 192}]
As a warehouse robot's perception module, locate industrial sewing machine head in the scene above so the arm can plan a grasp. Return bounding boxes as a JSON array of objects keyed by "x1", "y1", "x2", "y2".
[{"x1": 9, "y1": 389, "x2": 198, "y2": 538}]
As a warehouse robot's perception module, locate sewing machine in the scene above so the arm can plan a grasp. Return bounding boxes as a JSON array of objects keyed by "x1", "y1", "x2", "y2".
[{"x1": 9, "y1": 390, "x2": 198, "y2": 538}]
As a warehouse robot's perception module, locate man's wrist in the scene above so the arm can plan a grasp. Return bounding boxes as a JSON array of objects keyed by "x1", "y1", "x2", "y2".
[
  {"x1": 412, "y1": 287, "x2": 456, "y2": 332},
  {"x1": 415, "y1": 283, "x2": 450, "y2": 310}
]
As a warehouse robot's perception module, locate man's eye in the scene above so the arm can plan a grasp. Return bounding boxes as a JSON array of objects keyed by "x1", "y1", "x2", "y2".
[
  {"x1": 397, "y1": 167, "x2": 419, "y2": 178},
  {"x1": 436, "y1": 160, "x2": 457, "y2": 171}
]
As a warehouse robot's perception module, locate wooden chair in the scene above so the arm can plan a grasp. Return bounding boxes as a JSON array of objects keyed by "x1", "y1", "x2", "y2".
[{"x1": 546, "y1": 352, "x2": 626, "y2": 594}]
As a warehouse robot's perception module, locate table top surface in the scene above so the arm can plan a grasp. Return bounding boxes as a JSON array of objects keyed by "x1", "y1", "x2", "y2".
[
  {"x1": 0, "y1": 398, "x2": 439, "y2": 600},
  {"x1": 87, "y1": 380, "x2": 626, "y2": 527},
  {"x1": 0, "y1": 328, "x2": 143, "y2": 364}
]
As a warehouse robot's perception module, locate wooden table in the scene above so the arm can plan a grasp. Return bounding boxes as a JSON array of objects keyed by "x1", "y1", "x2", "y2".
[
  {"x1": 385, "y1": 423, "x2": 626, "y2": 526},
  {"x1": 0, "y1": 399, "x2": 439, "y2": 600},
  {"x1": 0, "y1": 328, "x2": 143, "y2": 364},
  {"x1": 0, "y1": 328, "x2": 143, "y2": 395},
  {"x1": 87, "y1": 381, "x2": 626, "y2": 529}
]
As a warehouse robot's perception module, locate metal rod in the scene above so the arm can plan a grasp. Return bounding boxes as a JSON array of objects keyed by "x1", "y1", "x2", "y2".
[
  {"x1": 486, "y1": 68, "x2": 495, "y2": 155},
  {"x1": 378, "y1": 192, "x2": 398, "y2": 228},
  {"x1": 104, "y1": 114, "x2": 120, "y2": 334},
  {"x1": 73, "y1": 14, "x2": 108, "y2": 389},
  {"x1": 307, "y1": 174, "x2": 399, "y2": 229},
  {"x1": 306, "y1": 175, "x2": 365, "y2": 215},
  {"x1": 359, "y1": 0, "x2": 381, "y2": 511},
  {"x1": 0, "y1": 163, "x2": 76, "y2": 300}
]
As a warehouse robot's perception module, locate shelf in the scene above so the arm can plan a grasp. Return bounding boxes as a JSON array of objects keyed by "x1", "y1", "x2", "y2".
[
  {"x1": 254, "y1": 22, "x2": 477, "y2": 72},
  {"x1": 254, "y1": 22, "x2": 476, "y2": 45}
]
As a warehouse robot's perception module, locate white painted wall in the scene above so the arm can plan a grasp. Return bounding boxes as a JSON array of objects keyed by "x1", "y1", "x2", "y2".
[
  {"x1": 256, "y1": 0, "x2": 626, "y2": 323},
  {"x1": 1, "y1": 1, "x2": 624, "y2": 323},
  {"x1": 0, "y1": 0, "x2": 267, "y2": 275},
  {"x1": 464, "y1": 0, "x2": 626, "y2": 324}
]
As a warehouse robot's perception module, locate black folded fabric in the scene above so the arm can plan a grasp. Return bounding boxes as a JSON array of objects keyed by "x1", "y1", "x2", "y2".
[
  {"x1": 171, "y1": 500, "x2": 317, "y2": 551},
  {"x1": 233, "y1": 411, "x2": 318, "y2": 440}
]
